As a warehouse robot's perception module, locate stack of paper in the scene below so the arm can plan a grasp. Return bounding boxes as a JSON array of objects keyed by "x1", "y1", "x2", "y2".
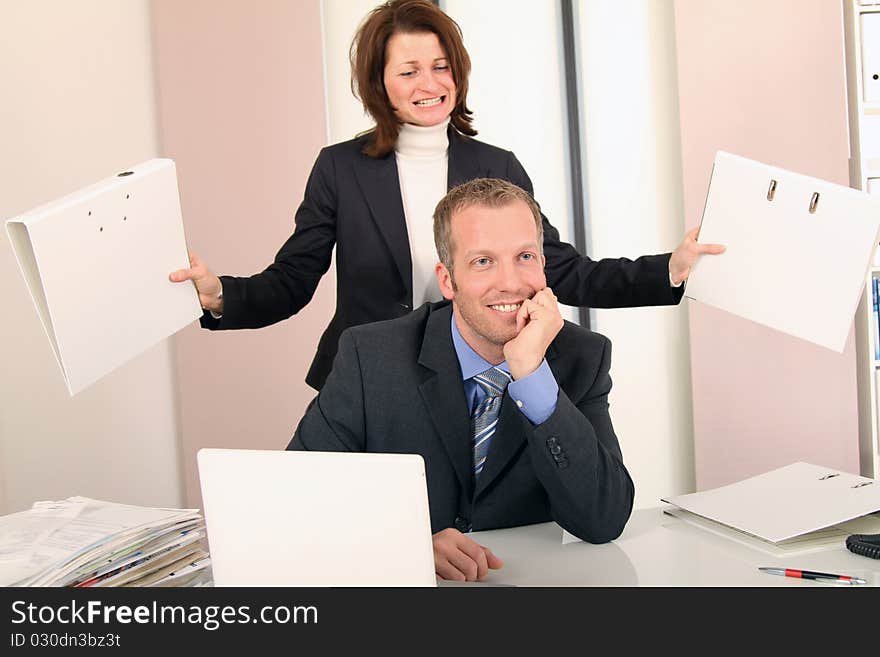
[
  {"x1": 661, "y1": 462, "x2": 880, "y2": 556},
  {"x1": 0, "y1": 497, "x2": 211, "y2": 587}
]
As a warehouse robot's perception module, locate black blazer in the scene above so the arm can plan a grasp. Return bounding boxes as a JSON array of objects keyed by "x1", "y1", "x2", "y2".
[
  {"x1": 289, "y1": 301, "x2": 634, "y2": 543},
  {"x1": 203, "y1": 129, "x2": 683, "y2": 390}
]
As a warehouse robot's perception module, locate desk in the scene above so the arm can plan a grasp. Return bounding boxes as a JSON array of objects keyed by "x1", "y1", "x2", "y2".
[{"x1": 462, "y1": 507, "x2": 880, "y2": 586}]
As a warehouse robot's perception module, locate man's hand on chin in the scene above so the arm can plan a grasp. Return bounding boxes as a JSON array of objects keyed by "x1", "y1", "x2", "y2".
[{"x1": 502, "y1": 287, "x2": 564, "y2": 380}]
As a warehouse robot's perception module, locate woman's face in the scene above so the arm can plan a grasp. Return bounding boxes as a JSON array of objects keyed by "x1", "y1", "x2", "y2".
[{"x1": 383, "y1": 31, "x2": 456, "y2": 127}]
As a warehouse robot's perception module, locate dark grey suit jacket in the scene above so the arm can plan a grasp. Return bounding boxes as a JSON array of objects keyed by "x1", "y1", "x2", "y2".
[
  {"x1": 202, "y1": 128, "x2": 683, "y2": 390},
  {"x1": 288, "y1": 301, "x2": 635, "y2": 544}
]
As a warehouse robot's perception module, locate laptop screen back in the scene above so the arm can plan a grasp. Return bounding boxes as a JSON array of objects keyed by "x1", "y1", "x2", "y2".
[{"x1": 197, "y1": 448, "x2": 436, "y2": 586}]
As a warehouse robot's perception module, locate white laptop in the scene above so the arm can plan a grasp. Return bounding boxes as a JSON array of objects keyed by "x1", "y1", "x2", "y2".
[{"x1": 197, "y1": 448, "x2": 436, "y2": 586}]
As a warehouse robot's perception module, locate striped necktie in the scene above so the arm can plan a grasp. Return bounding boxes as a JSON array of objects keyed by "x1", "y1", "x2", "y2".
[{"x1": 471, "y1": 366, "x2": 512, "y2": 478}]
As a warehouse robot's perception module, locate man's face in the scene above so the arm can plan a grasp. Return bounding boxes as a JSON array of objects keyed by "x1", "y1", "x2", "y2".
[{"x1": 436, "y1": 200, "x2": 546, "y2": 358}]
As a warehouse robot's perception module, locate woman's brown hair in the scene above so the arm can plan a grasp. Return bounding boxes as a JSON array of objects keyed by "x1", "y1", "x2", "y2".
[{"x1": 350, "y1": 0, "x2": 477, "y2": 158}]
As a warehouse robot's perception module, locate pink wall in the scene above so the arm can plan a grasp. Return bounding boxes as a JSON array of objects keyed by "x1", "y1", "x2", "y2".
[
  {"x1": 151, "y1": 1, "x2": 332, "y2": 507},
  {"x1": 674, "y1": 0, "x2": 859, "y2": 488}
]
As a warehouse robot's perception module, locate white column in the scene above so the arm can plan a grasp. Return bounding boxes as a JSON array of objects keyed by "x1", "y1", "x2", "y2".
[
  {"x1": 443, "y1": 0, "x2": 576, "y2": 321},
  {"x1": 575, "y1": 0, "x2": 695, "y2": 506},
  {"x1": 321, "y1": 0, "x2": 383, "y2": 143}
]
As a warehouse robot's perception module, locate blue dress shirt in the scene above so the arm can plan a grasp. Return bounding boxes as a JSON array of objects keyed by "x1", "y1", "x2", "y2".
[{"x1": 450, "y1": 313, "x2": 559, "y2": 426}]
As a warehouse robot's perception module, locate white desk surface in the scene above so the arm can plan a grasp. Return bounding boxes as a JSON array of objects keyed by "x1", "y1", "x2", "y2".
[{"x1": 461, "y1": 507, "x2": 880, "y2": 587}]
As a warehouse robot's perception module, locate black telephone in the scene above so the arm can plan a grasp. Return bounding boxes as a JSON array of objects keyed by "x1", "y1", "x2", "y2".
[{"x1": 846, "y1": 533, "x2": 880, "y2": 559}]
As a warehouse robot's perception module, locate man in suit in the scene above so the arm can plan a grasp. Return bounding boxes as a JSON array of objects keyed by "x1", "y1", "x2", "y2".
[{"x1": 288, "y1": 178, "x2": 634, "y2": 582}]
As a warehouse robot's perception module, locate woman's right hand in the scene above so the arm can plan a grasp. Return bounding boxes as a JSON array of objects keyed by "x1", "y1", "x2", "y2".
[{"x1": 169, "y1": 252, "x2": 224, "y2": 314}]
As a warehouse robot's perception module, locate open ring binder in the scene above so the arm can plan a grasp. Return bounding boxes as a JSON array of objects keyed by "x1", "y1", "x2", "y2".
[{"x1": 686, "y1": 151, "x2": 880, "y2": 352}]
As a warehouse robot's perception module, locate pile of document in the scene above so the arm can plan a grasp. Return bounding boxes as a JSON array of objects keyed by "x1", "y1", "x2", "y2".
[{"x1": 0, "y1": 496, "x2": 211, "y2": 587}]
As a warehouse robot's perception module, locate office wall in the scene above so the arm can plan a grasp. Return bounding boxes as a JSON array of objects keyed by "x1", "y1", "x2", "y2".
[
  {"x1": 151, "y1": 0, "x2": 331, "y2": 508},
  {"x1": 3, "y1": 0, "x2": 850, "y2": 517},
  {"x1": 0, "y1": 1, "x2": 182, "y2": 512},
  {"x1": 674, "y1": 0, "x2": 859, "y2": 488},
  {"x1": 575, "y1": 1, "x2": 695, "y2": 505}
]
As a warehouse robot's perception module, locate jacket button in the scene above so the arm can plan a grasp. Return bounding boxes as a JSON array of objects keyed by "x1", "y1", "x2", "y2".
[{"x1": 454, "y1": 516, "x2": 471, "y2": 533}]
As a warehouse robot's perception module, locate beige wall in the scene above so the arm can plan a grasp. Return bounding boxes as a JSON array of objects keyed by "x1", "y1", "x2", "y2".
[
  {"x1": 0, "y1": 0, "x2": 182, "y2": 512},
  {"x1": 151, "y1": 0, "x2": 331, "y2": 508},
  {"x1": 674, "y1": 0, "x2": 859, "y2": 488}
]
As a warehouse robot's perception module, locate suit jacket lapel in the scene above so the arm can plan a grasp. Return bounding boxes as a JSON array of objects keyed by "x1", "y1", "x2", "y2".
[
  {"x1": 350, "y1": 129, "x2": 480, "y2": 303},
  {"x1": 353, "y1": 151, "x2": 412, "y2": 303},
  {"x1": 474, "y1": 342, "x2": 561, "y2": 499},
  {"x1": 417, "y1": 303, "x2": 474, "y2": 501},
  {"x1": 447, "y1": 129, "x2": 482, "y2": 190}
]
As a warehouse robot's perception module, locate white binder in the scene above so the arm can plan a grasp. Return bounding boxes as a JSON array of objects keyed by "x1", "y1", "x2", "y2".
[
  {"x1": 685, "y1": 151, "x2": 880, "y2": 352},
  {"x1": 5, "y1": 159, "x2": 202, "y2": 395},
  {"x1": 661, "y1": 462, "x2": 880, "y2": 545}
]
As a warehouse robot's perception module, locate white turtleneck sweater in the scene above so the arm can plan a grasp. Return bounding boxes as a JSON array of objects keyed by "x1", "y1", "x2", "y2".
[{"x1": 395, "y1": 119, "x2": 449, "y2": 307}]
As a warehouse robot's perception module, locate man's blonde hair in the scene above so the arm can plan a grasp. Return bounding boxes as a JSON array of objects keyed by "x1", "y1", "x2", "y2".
[{"x1": 433, "y1": 178, "x2": 543, "y2": 272}]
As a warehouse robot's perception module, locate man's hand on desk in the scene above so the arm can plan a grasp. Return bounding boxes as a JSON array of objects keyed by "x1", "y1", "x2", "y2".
[{"x1": 433, "y1": 528, "x2": 503, "y2": 581}]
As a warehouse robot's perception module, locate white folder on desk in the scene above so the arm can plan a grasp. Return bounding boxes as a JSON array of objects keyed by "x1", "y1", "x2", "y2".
[
  {"x1": 5, "y1": 159, "x2": 202, "y2": 395},
  {"x1": 685, "y1": 151, "x2": 880, "y2": 352},
  {"x1": 661, "y1": 462, "x2": 880, "y2": 545}
]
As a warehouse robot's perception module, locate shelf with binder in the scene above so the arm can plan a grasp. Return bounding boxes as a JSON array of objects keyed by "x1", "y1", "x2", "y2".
[
  {"x1": 870, "y1": 276, "x2": 880, "y2": 360},
  {"x1": 847, "y1": 0, "x2": 880, "y2": 478},
  {"x1": 863, "y1": 165, "x2": 880, "y2": 183},
  {"x1": 859, "y1": 267, "x2": 880, "y2": 475},
  {"x1": 861, "y1": 10, "x2": 880, "y2": 104}
]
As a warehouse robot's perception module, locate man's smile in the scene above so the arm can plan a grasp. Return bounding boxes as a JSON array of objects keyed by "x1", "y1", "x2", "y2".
[{"x1": 487, "y1": 302, "x2": 522, "y2": 313}]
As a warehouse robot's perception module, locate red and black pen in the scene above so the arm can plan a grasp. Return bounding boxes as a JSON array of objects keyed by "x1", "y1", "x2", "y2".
[{"x1": 759, "y1": 567, "x2": 867, "y2": 585}]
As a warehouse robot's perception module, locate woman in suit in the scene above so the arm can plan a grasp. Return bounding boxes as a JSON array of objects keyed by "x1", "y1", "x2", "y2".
[{"x1": 170, "y1": 0, "x2": 722, "y2": 391}]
